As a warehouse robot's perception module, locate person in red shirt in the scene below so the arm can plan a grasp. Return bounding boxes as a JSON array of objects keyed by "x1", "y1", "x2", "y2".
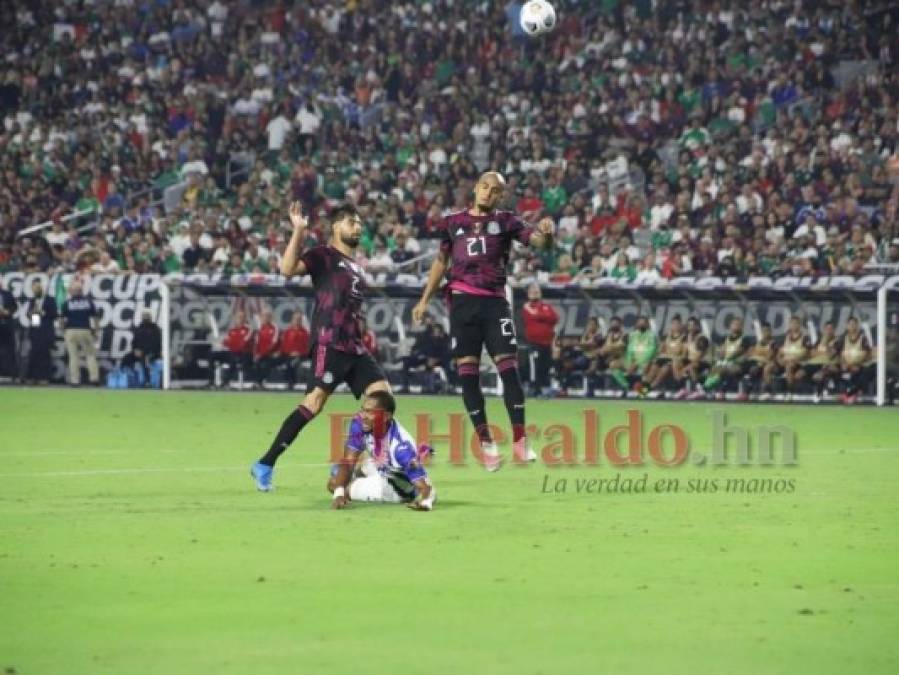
[
  {"x1": 253, "y1": 310, "x2": 280, "y2": 388},
  {"x1": 279, "y1": 311, "x2": 311, "y2": 389},
  {"x1": 210, "y1": 310, "x2": 254, "y2": 387},
  {"x1": 360, "y1": 317, "x2": 378, "y2": 360},
  {"x1": 521, "y1": 283, "x2": 559, "y2": 396},
  {"x1": 516, "y1": 187, "x2": 544, "y2": 222}
]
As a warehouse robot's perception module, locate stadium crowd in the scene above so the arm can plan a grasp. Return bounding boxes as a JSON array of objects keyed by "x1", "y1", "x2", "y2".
[{"x1": 0, "y1": 0, "x2": 898, "y2": 283}]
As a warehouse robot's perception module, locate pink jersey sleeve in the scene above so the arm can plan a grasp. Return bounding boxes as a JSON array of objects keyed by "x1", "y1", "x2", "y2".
[{"x1": 507, "y1": 213, "x2": 535, "y2": 245}]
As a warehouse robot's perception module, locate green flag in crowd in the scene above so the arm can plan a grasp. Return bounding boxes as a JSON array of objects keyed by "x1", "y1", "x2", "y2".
[{"x1": 54, "y1": 274, "x2": 67, "y2": 312}]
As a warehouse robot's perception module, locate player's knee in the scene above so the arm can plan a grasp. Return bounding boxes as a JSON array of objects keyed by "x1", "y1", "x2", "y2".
[
  {"x1": 302, "y1": 390, "x2": 327, "y2": 415},
  {"x1": 457, "y1": 359, "x2": 480, "y2": 377},
  {"x1": 494, "y1": 354, "x2": 518, "y2": 375}
]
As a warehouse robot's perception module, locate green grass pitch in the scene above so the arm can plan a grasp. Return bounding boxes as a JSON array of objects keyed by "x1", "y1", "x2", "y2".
[{"x1": 1, "y1": 388, "x2": 897, "y2": 675}]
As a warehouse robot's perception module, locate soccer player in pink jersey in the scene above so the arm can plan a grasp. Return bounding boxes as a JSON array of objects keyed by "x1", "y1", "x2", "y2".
[{"x1": 412, "y1": 172, "x2": 554, "y2": 470}]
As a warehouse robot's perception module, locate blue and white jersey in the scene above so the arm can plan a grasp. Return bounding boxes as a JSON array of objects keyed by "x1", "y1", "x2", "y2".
[{"x1": 345, "y1": 416, "x2": 429, "y2": 483}]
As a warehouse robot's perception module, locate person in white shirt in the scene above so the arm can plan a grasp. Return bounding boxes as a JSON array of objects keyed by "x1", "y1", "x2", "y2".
[
  {"x1": 793, "y1": 213, "x2": 827, "y2": 246},
  {"x1": 180, "y1": 150, "x2": 209, "y2": 180},
  {"x1": 207, "y1": 0, "x2": 228, "y2": 38},
  {"x1": 367, "y1": 238, "x2": 395, "y2": 273},
  {"x1": 91, "y1": 251, "x2": 121, "y2": 274},
  {"x1": 735, "y1": 184, "x2": 763, "y2": 215},
  {"x1": 649, "y1": 192, "x2": 674, "y2": 230},
  {"x1": 295, "y1": 102, "x2": 321, "y2": 137},
  {"x1": 635, "y1": 252, "x2": 662, "y2": 284},
  {"x1": 266, "y1": 110, "x2": 292, "y2": 151},
  {"x1": 44, "y1": 220, "x2": 69, "y2": 247}
]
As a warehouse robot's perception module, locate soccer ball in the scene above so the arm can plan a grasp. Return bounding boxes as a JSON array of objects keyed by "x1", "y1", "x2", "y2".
[{"x1": 519, "y1": 0, "x2": 556, "y2": 37}]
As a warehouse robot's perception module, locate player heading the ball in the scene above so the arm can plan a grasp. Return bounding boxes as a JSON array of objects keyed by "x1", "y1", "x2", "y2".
[{"x1": 412, "y1": 171, "x2": 554, "y2": 471}]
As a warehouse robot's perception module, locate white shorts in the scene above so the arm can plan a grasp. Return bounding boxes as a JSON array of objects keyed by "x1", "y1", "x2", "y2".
[{"x1": 348, "y1": 474, "x2": 407, "y2": 503}]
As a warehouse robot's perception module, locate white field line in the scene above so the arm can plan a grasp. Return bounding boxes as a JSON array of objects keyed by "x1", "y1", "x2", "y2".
[
  {"x1": 0, "y1": 448, "x2": 895, "y2": 479},
  {"x1": 0, "y1": 462, "x2": 333, "y2": 478}
]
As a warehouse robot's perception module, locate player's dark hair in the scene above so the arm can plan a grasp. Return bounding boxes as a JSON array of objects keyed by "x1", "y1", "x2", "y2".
[
  {"x1": 761, "y1": 321, "x2": 772, "y2": 329},
  {"x1": 367, "y1": 390, "x2": 396, "y2": 414},
  {"x1": 671, "y1": 314, "x2": 682, "y2": 322},
  {"x1": 824, "y1": 321, "x2": 834, "y2": 328},
  {"x1": 329, "y1": 203, "x2": 360, "y2": 226}
]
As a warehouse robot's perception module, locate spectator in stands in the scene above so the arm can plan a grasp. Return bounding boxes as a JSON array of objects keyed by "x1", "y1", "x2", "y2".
[
  {"x1": 24, "y1": 279, "x2": 56, "y2": 384},
  {"x1": 182, "y1": 230, "x2": 210, "y2": 271},
  {"x1": 1, "y1": 0, "x2": 897, "y2": 299},
  {"x1": 0, "y1": 278, "x2": 19, "y2": 380},
  {"x1": 366, "y1": 238, "x2": 394, "y2": 274},
  {"x1": 279, "y1": 310, "x2": 311, "y2": 390},
  {"x1": 253, "y1": 310, "x2": 280, "y2": 388},
  {"x1": 121, "y1": 310, "x2": 162, "y2": 387},
  {"x1": 521, "y1": 283, "x2": 559, "y2": 397},
  {"x1": 92, "y1": 251, "x2": 121, "y2": 274},
  {"x1": 60, "y1": 280, "x2": 99, "y2": 386},
  {"x1": 609, "y1": 253, "x2": 637, "y2": 282},
  {"x1": 390, "y1": 226, "x2": 420, "y2": 267},
  {"x1": 635, "y1": 252, "x2": 662, "y2": 284}
]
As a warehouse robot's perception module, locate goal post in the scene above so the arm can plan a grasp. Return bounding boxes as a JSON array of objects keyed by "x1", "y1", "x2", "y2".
[
  {"x1": 877, "y1": 285, "x2": 899, "y2": 407},
  {"x1": 160, "y1": 279, "x2": 171, "y2": 390}
]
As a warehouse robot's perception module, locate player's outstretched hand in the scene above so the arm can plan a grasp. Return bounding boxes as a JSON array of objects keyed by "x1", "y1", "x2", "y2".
[
  {"x1": 289, "y1": 201, "x2": 307, "y2": 233},
  {"x1": 331, "y1": 495, "x2": 349, "y2": 510},
  {"x1": 411, "y1": 302, "x2": 428, "y2": 325},
  {"x1": 407, "y1": 500, "x2": 432, "y2": 512}
]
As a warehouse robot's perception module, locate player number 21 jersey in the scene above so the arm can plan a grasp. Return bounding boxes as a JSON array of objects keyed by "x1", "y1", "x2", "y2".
[{"x1": 440, "y1": 210, "x2": 534, "y2": 296}]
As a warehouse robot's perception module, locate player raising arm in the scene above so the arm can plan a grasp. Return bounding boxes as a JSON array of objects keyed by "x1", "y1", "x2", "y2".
[
  {"x1": 250, "y1": 202, "x2": 394, "y2": 491},
  {"x1": 329, "y1": 391, "x2": 436, "y2": 511},
  {"x1": 411, "y1": 172, "x2": 553, "y2": 470}
]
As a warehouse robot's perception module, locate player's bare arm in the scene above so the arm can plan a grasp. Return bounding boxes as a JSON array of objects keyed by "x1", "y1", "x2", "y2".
[
  {"x1": 279, "y1": 201, "x2": 309, "y2": 278},
  {"x1": 412, "y1": 250, "x2": 449, "y2": 324},
  {"x1": 407, "y1": 472, "x2": 435, "y2": 512},
  {"x1": 529, "y1": 217, "x2": 555, "y2": 250},
  {"x1": 330, "y1": 448, "x2": 360, "y2": 510}
]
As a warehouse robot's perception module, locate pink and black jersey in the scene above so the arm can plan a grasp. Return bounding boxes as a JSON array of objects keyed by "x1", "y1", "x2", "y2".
[
  {"x1": 439, "y1": 210, "x2": 534, "y2": 296},
  {"x1": 300, "y1": 245, "x2": 367, "y2": 354}
]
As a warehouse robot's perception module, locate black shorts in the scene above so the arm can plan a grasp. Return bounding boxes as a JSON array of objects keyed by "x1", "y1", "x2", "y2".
[
  {"x1": 449, "y1": 293, "x2": 518, "y2": 359},
  {"x1": 308, "y1": 344, "x2": 385, "y2": 398}
]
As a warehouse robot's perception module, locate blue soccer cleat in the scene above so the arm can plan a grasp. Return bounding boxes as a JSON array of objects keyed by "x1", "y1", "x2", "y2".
[{"x1": 250, "y1": 462, "x2": 274, "y2": 491}]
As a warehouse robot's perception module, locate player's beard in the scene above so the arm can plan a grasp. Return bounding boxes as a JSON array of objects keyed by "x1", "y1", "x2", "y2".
[{"x1": 340, "y1": 233, "x2": 360, "y2": 248}]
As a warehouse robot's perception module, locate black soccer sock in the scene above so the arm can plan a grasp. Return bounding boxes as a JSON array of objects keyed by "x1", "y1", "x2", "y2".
[
  {"x1": 259, "y1": 405, "x2": 315, "y2": 466},
  {"x1": 496, "y1": 356, "x2": 526, "y2": 443},
  {"x1": 459, "y1": 362, "x2": 492, "y2": 443}
]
